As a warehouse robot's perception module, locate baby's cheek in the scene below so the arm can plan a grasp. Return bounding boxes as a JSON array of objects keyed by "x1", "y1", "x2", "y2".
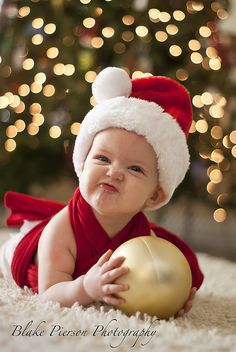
[
  {"x1": 79, "y1": 171, "x2": 95, "y2": 198},
  {"x1": 78, "y1": 173, "x2": 88, "y2": 195}
]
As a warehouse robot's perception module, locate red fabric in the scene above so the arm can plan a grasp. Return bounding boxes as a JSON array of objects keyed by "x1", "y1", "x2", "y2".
[
  {"x1": 4, "y1": 191, "x2": 64, "y2": 227},
  {"x1": 4, "y1": 192, "x2": 65, "y2": 292},
  {"x1": 131, "y1": 76, "x2": 192, "y2": 138},
  {"x1": 4, "y1": 189, "x2": 203, "y2": 294},
  {"x1": 68, "y1": 188, "x2": 151, "y2": 278}
]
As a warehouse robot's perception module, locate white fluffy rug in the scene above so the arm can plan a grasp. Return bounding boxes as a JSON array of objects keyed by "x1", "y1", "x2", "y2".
[{"x1": 0, "y1": 253, "x2": 236, "y2": 352}]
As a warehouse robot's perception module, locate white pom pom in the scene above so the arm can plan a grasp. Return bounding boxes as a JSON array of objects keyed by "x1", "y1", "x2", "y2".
[{"x1": 92, "y1": 67, "x2": 132, "y2": 103}]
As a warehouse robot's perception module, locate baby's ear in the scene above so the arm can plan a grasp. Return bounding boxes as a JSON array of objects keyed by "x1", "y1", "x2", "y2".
[{"x1": 145, "y1": 187, "x2": 166, "y2": 210}]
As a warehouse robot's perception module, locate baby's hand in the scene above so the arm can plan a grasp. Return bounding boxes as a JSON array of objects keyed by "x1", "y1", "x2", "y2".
[
  {"x1": 83, "y1": 249, "x2": 129, "y2": 305},
  {"x1": 176, "y1": 287, "x2": 197, "y2": 317}
]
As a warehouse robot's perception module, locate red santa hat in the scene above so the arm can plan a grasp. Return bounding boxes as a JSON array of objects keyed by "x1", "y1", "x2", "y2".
[{"x1": 73, "y1": 67, "x2": 192, "y2": 209}]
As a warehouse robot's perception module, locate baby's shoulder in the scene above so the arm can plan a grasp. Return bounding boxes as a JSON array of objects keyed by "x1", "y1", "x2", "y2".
[
  {"x1": 46, "y1": 205, "x2": 71, "y2": 227},
  {"x1": 38, "y1": 205, "x2": 76, "y2": 257}
]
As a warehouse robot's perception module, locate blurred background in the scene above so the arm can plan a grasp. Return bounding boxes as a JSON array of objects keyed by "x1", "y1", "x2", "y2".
[{"x1": 0, "y1": 0, "x2": 235, "y2": 260}]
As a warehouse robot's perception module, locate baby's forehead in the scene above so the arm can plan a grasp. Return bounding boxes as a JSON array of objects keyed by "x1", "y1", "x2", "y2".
[
  {"x1": 93, "y1": 127, "x2": 146, "y2": 144},
  {"x1": 90, "y1": 127, "x2": 157, "y2": 162}
]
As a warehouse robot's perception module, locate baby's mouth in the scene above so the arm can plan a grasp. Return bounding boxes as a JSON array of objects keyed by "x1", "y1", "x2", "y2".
[{"x1": 99, "y1": 183, "x2": 119, "y2": 192}]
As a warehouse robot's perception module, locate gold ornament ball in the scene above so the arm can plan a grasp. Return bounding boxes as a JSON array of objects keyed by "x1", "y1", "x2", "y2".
[{"x1": 111, "y1": 236, "x2": 192, "y2": 319}]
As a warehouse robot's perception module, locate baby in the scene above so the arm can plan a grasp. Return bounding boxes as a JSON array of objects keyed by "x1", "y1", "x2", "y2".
[{"x1": 1, "y1": 67, "x2": 203, "y2": 316}]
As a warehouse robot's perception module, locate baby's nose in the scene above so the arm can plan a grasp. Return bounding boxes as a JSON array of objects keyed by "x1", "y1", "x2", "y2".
[{"x1": 106, "y1": 165, "x2": 124, "y2": 181}]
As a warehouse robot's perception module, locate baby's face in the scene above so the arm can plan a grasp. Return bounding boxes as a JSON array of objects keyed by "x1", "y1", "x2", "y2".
[{"x1": 79, "y1": 128, "x2": 160, "y2": 219}]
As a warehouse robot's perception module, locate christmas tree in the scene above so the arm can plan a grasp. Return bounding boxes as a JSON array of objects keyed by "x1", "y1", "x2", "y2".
[{"x1": 0, "y1": 0, "x2": 235, "y2": 222}]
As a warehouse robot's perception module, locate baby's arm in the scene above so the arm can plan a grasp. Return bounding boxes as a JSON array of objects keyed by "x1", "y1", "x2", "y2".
[
  {"x1": 38, "y1": 206, "x2": 128, "y2": 307},
  {"x1": 38, "y1": 206, "x2": 90, "y2": 306}
]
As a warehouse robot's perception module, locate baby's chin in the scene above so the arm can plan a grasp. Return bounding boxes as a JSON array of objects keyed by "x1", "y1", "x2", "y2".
[{"x1": 91, "y1": 189, "x2": 120, "y2": 209}]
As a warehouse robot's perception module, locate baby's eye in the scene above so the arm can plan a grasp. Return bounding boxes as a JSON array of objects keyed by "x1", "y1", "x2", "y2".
[
  {"x1": 95, "y1": 155, "x2": 110, "y2": 163},
  {"x1": 129, "y1": 165, "x2": 144, "y2": 174}
]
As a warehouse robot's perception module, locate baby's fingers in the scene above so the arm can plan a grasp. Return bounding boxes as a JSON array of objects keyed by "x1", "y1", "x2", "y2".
[
  {"x1": 97, "y1": 249, "x2": 113, "y2": 266},
  {"x1": 176, "y1": 298, "x2": 194, "y2": 317},
  {"x1": 101, "y1": 255, "x2": 126, "y2": 274},
  {"x1": 190, "y1": 287, "x2": 197, "y2": 300},
  {"x1": 102, "y1": 283, "x2": 129, "y2": 305},
  {"x1": 101, "y1": 266, "x2": 129, "y2": 285},
  {"x1": 103, "y1": 295, "x2": 126, "y2": 306},
  {"x1": 184, "y1": 300, "x2": 193, "y2": 313},
  {"x1": 102, "y1": 283, "x2": 129, "y2": 296}
]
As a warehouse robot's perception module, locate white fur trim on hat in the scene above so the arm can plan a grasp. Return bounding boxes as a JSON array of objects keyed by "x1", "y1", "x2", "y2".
[{"x1": 73, "y1": 96, "x2": 190, "y2": 209}]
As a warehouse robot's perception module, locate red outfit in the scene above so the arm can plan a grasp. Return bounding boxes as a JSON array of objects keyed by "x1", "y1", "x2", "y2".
[{"x1": 4, "y1": 188, "x2": 203, "y2": 294}]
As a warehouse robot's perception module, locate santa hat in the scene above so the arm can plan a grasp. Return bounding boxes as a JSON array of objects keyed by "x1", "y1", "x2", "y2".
[{"x1": 73, "y1": 67, "x2": 192, "y2": 209}]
